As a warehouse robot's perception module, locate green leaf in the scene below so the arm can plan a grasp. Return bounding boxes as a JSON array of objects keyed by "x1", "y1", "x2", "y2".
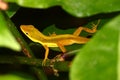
[
  {"x1": 118, "y1": 25, "x2": 120, "y2": 80},
  {"x1": 5, "y1": 3, "x2": 20, "y2": 17},
  {"x1": 0, "y1": 11, "x2": 21, "y2": 51},
  {"x1": 0, "y1": 72, "x2": 35, "y2": 80},
  {"x1": 70, "y1": 16, "x2": 120, "y2": 80},
  {"x1": 62, "y1": 0, "x2": 120, "y2": 17},
  {"x1": 43, "y1": 25, "x2": 75, "y2": 36},
  {"x1": 5, "y1": 0, "x2": 120, "y2": 17}
]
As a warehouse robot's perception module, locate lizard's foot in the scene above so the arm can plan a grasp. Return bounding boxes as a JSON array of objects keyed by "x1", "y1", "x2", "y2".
[{"x1": 42, "y1": 58, "x2": 49, "y2": 66}]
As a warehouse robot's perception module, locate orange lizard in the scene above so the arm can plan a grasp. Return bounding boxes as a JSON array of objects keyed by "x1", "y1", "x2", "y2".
[{"x1": 20, "y1": 20, "x2": 100, "y2": 65}]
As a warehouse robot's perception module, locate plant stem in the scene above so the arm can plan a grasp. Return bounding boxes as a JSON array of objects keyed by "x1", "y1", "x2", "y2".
[{"x1": 0, "y1": 55, "x2": 69, "y2": 71}]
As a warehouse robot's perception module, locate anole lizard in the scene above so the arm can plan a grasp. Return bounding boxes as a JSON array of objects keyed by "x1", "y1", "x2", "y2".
[{"x1": 20, "y1": 20, "x2": 100, "y2": 65}]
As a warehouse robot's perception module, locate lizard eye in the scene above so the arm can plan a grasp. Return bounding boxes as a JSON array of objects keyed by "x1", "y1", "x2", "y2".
[{"x1": 26, "y1": 32, "x2": 28, "y2": 35}]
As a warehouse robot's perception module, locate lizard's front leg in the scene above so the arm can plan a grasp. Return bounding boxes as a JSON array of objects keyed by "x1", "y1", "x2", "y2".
[{"x1": 42, "y1": 45, "x2": 49, "y2": 66}]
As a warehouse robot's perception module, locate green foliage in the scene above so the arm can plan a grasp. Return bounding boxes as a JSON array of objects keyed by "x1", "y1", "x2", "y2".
[
  {"x1": 0, "y1": 11, "x2": 21, "y2": 51},
  {"x1": 70, "y1": 16, "x2": 120, "y2": 80},
  {"x1": 5, "y1": 3, "x2": 19, "y2": 17},
  {"x1": 0, "y1": 72, "x2": 35, "y2": 80},
  {"x1": 5, "y1": 0, "x2": 120, "y2": 17}
]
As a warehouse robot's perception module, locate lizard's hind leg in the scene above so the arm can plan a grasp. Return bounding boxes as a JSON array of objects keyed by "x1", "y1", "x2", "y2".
[{"x1": 73, "y1": 20, "x2": 100, "y2": 36}]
